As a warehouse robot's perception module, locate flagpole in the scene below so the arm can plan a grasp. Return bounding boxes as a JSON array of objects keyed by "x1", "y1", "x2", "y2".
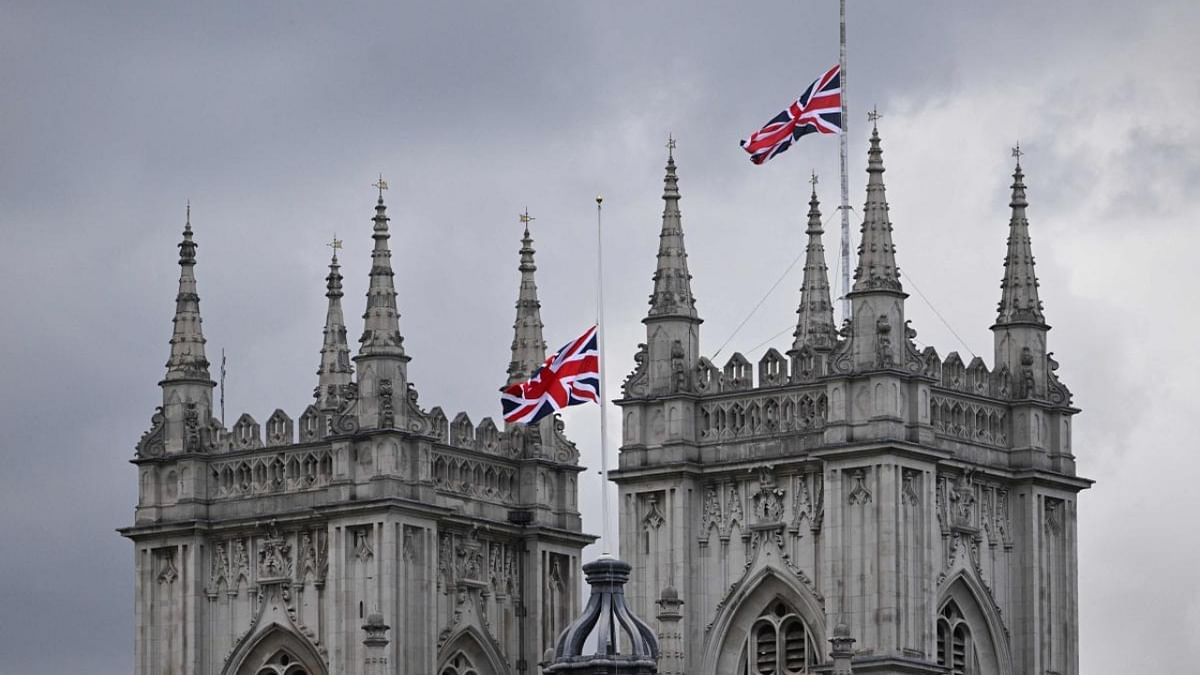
[
  {"x1": 839, "y1": 0, "x2": 852, "y2": 323},
  {"x1": 594, "y1": 195, "x2": 613, "y2": 555}
]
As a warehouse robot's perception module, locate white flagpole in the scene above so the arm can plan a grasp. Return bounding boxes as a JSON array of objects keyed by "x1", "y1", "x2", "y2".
[
  {"x1": 839, "y1": 0, "x2": 852, "y2": 323},
  {"x1": 594, "y1": 195, "x2": 613, "y2": 554}
]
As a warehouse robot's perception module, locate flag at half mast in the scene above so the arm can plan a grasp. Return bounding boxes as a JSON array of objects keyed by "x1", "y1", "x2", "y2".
[
  {"x1": 501, "y1": 324, "x2": 600, "y2": 425},
  {"x1": 740, "y1": 64, "x2": 843, "y2": 165}
]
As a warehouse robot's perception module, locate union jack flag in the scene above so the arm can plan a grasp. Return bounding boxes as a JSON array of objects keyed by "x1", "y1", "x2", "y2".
[
  {"x1": 501, "y1": 325, "x2": 600, "y2": 425},
  {"x1": 740, "y1": 64, "x2": 842, "y2": 165}
]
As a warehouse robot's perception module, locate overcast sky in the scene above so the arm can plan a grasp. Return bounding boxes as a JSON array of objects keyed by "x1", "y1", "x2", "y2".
[{"x1": 2, "y1": 1, "x2": 1198, "y2": 673}]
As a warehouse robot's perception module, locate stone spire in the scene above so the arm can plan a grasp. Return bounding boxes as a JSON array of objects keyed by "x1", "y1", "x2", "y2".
[
  {"x1": 790, "y1": 175, "x2": 837, "y2": 354},
  {"x1": 354, "y1": 178, "x2": 410, "y2": 430},
  {"x1": 992, "y1": 146, "x2": 1053, "y2": 402},
  {"x1": 647, "y1": 139, "x2": 699, "y2": 320},
  {"x1": 357, "y1": 186, "x2": 407, "y2": 359},
  {"x1": 845, "y1": 117, "x2": 911, "y2": 373},
  {"x1": 637, "y1": 139, "x2": 702, "y2": 398},
  {"x1": 163, "y1": 204, "x2": 213, "y2": 385},
  {"x1": 851, "y1": 118, "x2": 903, "y2": 293},
  {"x1": 315, "y1": 240, "x2": 353, "y2": 409},
  {"x1": 506, "y1": 212, "x2": 547, "y2": 387},
  {"x1": 994, "y1": 146, "x2": 1046, "y2": 327},
  {"x1": 152, "y1": 204, "x2": 215, "y2": 456}
]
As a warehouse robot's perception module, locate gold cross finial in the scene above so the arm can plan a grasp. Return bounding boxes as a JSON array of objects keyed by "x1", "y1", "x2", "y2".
[
  {"x1": 666, "y1": 134, "x2": 677, "y2": 158},
  {"x1": 328, "y1": 234, "x2": 343, "y2": 251},
  {"x1": 1012, "y1": 142, "x2": 1023, "y2": 160},
  {"x1": 867, "y1": 107, "x2": 882, "y2": 126},
  {"x1": 810, "y1": 171, "x2": 819, "y2": 188},
  {"x1": 373, "y1": 174, "x2": 389, "y2": 199},
  {"x1": 519, "y1": 208, "x2": 534, "y2": 225}
]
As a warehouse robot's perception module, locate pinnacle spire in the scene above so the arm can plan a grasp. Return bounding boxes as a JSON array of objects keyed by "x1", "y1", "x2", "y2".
[
  {"x1": 995, "y1": 145, "x2": 1046, "y2": 326},
  {"x1": 646, "y1": 140, "x2": 699, "y2": 321},
  {"x1": 507, "y1": 210, "x2": 547, "y2": 387},
  {"x1": 791, "y1": 175, "x2": 837, "y2": 353},
  {"x1": 357, "y1": 185, "x2": 407, "y2": 359},
  {"x1": 851, "y1": 123, "x2": 904, "y2": 293},
  {"x1": 316, "y1": 237, "x2": 353, "y2": 408},
  {"x1": 163, "y1": 206, "x2": 212, "y2": 383}
]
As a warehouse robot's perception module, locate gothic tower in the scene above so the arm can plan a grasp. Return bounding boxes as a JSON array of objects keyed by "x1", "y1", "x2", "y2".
[
  {"x1": 613, "y1": 136, "x2": 1089, "y2": 675},
  {"x1": 122, "y1": 194, "x2": 590, "y2": 675}
]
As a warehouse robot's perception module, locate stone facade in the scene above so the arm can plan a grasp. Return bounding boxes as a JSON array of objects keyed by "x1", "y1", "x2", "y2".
[
  {"x1": 121, "y1": 196, "x2": 589, "y2": 675},
  {"x1": 613, "y1": 133, "x2": 1090, "y2": 675}
]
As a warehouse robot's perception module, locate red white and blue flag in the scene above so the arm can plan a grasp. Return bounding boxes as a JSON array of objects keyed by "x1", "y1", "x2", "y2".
[
  {"x1": 501, "y1": 325, "x2": 600, "y2": 425},
  {"x1": 740, "y1": 64, "x2": 843, "y2": 165}
]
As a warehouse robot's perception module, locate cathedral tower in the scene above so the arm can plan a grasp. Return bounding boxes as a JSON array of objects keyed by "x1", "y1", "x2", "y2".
[
  {"x1": 613, "y1": 132, "x2": 1089, "y2": 675},
  {"x1": 122, "y1": 190, "x2": 591, "y2": 675}
]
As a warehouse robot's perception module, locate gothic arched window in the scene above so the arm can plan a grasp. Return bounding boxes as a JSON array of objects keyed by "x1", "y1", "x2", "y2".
[
  {"x1": 251, "y1": 650, "x2": 312, "y2": 675},
  {"x1": 937, "y1": 600, "x2": 980, "y2": 675},
  {"x1": 738, "y1": 600, "x2": 818, "y2": 674},
  {"x1": 440, "y1": 652, "x2": 480, "y2": 675}
]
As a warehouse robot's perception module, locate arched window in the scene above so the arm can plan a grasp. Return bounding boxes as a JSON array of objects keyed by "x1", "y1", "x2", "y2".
[
  {"x1": 738, "y1": 600, "x2": 818, "y2": 674},
  {"x1": 440, "y1": 652, "x2": 480, "y2": 675},
  {"x1": 937, "y1": 600, "x2": 980, "y2": 675},
  {"x1": 250, "y1": 650, "x2": 313, "y2": 675}
]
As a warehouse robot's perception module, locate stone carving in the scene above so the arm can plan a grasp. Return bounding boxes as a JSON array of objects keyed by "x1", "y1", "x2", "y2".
[
  {"x1": 752, "y1": 468, "x2": 785, "y2": 524},
  {"x1": 847, "y1": 469, "x2": 872, "y2": 505},
  {"x1": 996, "y1": 489, "x2": 1012, "y2": 547},
  {"x1": 333, "y1": 382, "x2": 360, "y2": 435},
  {"x1": 1046, "y1": 352, "x2": 1073, "y2": 405},
  {"x1": 378, "y1": 378, "x2": 395, "y2": 428},
  {"x1": 949, "y1": 470, "x2": 976, "y2": 527},
  {"x1": 1044, "y1": 498, "x2": 1063, "y2": 536},
  {"x1": 875, "y1": 314, "x2": 894, "y2": 368},
  {"x1": 403, "y1": 527, "x2": 417, "y2": 562},
  {"x1": 258, "y1": 528, "x2": 293, "y2": 581},
  {"x1": 438, "y1": 533, "x2": 453, "y2": 592},
  {"x1": 157, "y1": 548, "x2": 179, "y2": 584},
  {"x1": 298, "y1": 530, "x2": 325, "y2": 583},
  {"x1": 935, "y1": 475, "x2": 949, "y2": 535},
  {"x1": 183, "y1": 402, "x2": 202, "y2": 452},
  {"x1": 547, "y1": 557, "x2": 565, "y2": 593},
  {"x1": 210, "y1": 541, "x2": 230, "y2": 589},
  {"x1": 790, "y1": 473, "x2": 813, "y2": 533},
  {"x1": 622, "y1": 343, "x2": 649, "y2": 397},
  {"x1": 232, "y1": 538, "x2": 250, "y2": 584},
  {"x1": 700, "y1": 483, "x2": 722, "y2": 544},
  {"x1": 1020, "y1": 346, "x2": 1037, "y2": 398},
  {"x1": 724, "y1": 483, "x2": 744, "y2": 535},
  {"x1": 929, "y1": 394, "x2": 1008, "y2": 447},
  {"x1": 136, "y1": 407, "x2": 166, "y2": 457},
  {"x1": 352, "y1": 528, "x2": 374, "y2": 562},
  {"x1": 811, "y1": 473, "x2": 824, "y2": 532},
  {"x1": 643, "y1": 494, "x2": 666, "y2": 530},
  {"x1": 456, "y1": 530, "x2": 485, "y2": 582},
  {"x1": 902, "y1": 470, "x2": 920, "y2": 506},
  {"x1": 670, "y1": 340, "x2": 689, "y2": 392}
]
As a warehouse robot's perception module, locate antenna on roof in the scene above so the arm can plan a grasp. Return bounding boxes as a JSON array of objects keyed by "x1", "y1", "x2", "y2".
[{"x1": 220, "y1": 349, "x2": 227, "y2": 427}]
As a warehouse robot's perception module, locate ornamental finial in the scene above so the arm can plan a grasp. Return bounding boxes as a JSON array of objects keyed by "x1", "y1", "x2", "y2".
[{"x1": 373, "y1": 174, "x2": 389, "y2": 200}]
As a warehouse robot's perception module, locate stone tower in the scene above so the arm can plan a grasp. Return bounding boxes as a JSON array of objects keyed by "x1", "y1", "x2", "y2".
[
  {"x1": 122, "y1": 197, "x2": 590, "y2": 675},
  {"x1": 613, "y1": 135, "x2": 1089, "y2": 675}
]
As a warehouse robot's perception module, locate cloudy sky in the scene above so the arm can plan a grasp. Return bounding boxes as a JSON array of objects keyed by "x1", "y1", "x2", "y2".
[{"x1": 2, "y1": 1, "x2": 1198, "y2": 673}]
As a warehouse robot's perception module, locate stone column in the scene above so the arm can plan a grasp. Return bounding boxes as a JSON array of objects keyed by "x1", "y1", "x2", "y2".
[
  {"x1": 655, "y1": 586, "x2": 684, "y2": 675},
  {"x1": 362, "y1": 613, "x2": 390, "y2": 675},
  {"x1": 829, "y1": 622, "x2": 855, "y2": 675}
]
